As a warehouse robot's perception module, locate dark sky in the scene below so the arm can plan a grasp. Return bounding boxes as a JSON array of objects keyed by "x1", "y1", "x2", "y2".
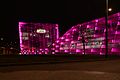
[{"x1": 0, "y1": 0, "x2": 120, "y2": 46}]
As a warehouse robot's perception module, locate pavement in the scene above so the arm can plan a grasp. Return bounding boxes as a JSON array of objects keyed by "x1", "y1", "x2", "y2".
[
  {"x1": 0, "y1": 54, "x2": 120, "y2": 66},
  {"x1": 0, "y1": 55, "x2": 120, "y2": 80}
]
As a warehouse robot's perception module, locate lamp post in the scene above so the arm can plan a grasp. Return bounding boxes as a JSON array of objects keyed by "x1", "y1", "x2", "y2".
[{"x1": 105, "y1": 0, "x2": 108, "y2": 57}]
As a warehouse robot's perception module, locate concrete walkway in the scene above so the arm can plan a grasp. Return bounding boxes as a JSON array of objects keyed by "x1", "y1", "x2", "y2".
[{"x1": 0, "y1": 59, "x2": 120, "y2": 80}]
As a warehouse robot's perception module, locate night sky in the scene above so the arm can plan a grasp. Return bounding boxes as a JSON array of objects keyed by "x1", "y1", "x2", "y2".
[{"x1": 0, "y1": 0, "x2": 120, "y2": 49}]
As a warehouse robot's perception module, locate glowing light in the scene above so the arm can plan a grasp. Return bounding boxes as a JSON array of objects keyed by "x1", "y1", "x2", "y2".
[
  {"x1": 19, "y1": 53, "x2": 22, "y2": 55},
  {"x1": 100, "y1": 52, "x2": 103, "y2": 55},
  {"x1": 56, "y1": 40, "x2": 60, "y2": 43},
  {"x1": 95, "y1": 19, "x2": 99, "y2": 22},
  {"x1": 56, "y1": 26, "x2": 59, "y2": 39},
  {"x1": 55, "y1": 45, "x2": 59, "y2": 48},
  {"x1": 117, "y1": 22, "x2": 120, "y2": 25},
  {"x1": 76, "y1": 49, "x2": 81, "y2": 52},
  {"x1": 65, "y1": 39, "x2": 69, "y2": 41},
  {"x1": 60, "y1": 42, "x2": 64, "y2": 44},
  {"x1": 64, "y1": 50, "x2": 69, "y2": 53},
  {"x1": 72, "y1": 28, "x2": 76, "y2": 31},
  {"x1": 37, "y1": 29, "x2": 46, "y2": 33},
  {"x1": 108, "y1": 8, "x2": 112, "y2": 12},
  {"x1": 55, "y1": 50, "x2": 59, "y2": 52},
  {"x1": 71, "y1": 41, "x2": 74, "y2": 44},
  {"x1": 39, "y1": 52, "x2": 42, "y2": 54},
  {"x1": 95, "y1": 27, "x2": 98, "y2": 30},
  {"x1": 0, "y1": 38, "x2": 3, "y2": 40},
  {"x1": 52, "y1": 43, "x2": 55, "y2": 46},
  {"x1": 52, "y1": 52, "x2": 55, "y2": 54},
  {"x1": 115, "y1": 31, "x2": 120, "y2": 34},
  {"x1": 45, "y1": 52, "x2": 48, "y2": 54},
  {"x1": 52, "y1": 48, "x2": 55, "y2": 50},
  {"x1": 40, "y1": 49, "x2": 42, "y2": 51},
  {"x1": 87, "y1": 25, "x2": 91, "y2": 28},
  {"x1": 61, "y1": 37, "x2": 64, "y2": 39},
  {"x1": 111, "y1": 48, "x2": 116, "y2": 52},
  {"x1": 45, "y1": 48, "x2": 48, "y2": 51}
]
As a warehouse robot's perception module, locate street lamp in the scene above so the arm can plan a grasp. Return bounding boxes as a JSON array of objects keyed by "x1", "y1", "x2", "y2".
[
  {"x1": 105, "y1": 0, "x2": 108, "y2": 57},
  {"x1": 108, "y1": 8, "x2": 112, "y2": 12},
  {"x1": 105, "y1": 0, "x2": 113, "y2": 57},
  {"x1": 105, "y1": 0, "x2": 112, "y2": 57}
]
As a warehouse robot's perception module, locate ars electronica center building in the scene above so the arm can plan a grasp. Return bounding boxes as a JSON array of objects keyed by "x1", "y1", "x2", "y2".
[{"x1": 19, "y1": 12, "x2": 120, "y2": 55}]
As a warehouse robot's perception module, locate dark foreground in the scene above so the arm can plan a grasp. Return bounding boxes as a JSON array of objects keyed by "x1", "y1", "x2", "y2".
[
  {"x1": 0, "y1": 54, "x2": 120, "y2": 80},
  {"x1": 0, "y1": 59, "x2": 120, "y2": 80},
  {"x1": 0, "y1": 54, "x2": 120, "y2": 66}
]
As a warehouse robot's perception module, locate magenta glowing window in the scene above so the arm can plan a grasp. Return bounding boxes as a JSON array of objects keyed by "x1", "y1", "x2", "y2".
[
  {"x1": 19, "y1": 22, "x2": 59, "y2": 55},
  {"x1": 53, "y1": 12, "x2": 120, "y2": 55}
]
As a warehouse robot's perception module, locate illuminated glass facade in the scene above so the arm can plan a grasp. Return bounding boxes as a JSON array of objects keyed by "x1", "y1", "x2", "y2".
[
  {"x1": 19, "y1": 12, "x2": 120, "y2": 55},
  {"x1": 53, "y1": 12, "x2": 120, "y2": 55},
  {"x1": 19, "y1": 22, "x2": 59, "y2": 55}
]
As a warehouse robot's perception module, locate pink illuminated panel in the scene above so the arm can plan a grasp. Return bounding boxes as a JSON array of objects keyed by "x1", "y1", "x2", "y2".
[
  {"x1": 19, "y1": 22, "x2": 59, "y2": 55},
  {"x1": 53, "y1": 12, "x2": 120, "y2": 55}
]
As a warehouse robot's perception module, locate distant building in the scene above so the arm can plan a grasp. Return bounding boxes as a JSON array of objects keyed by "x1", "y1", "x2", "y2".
[
  {"x1": 19, "y1": 22, "x2": 59, "y2": 55},
  {"x1": 0, "y1": 47, "x2": 19, "y2": 55}
]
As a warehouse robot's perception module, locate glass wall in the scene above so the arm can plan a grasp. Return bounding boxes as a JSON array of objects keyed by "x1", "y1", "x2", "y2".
[
  {"x1": 53, "y1": 12, "x2": 120, "y2": 55},
  {"x1": 19, "y1": 22, "x2": 59, "y2": 55},
  {"x1": 18, "y1": 12, "x2": 120, "y2": 55}
]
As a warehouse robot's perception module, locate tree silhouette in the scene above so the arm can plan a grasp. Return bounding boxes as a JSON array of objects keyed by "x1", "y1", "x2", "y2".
[{"x1": 79, "y1": 25, "x2": 86, "y2": 55}]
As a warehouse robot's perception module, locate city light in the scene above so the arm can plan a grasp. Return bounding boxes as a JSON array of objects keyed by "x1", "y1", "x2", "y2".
[
  {"x1": 0, "y1": 38, "x2": 3, "y2": 41},
  {"x1": 108, "y1": 8, "x2": 112, "y2": 12},
  {"x1": 37, "y1": 29, "x2": 46, "y2": 33}
]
